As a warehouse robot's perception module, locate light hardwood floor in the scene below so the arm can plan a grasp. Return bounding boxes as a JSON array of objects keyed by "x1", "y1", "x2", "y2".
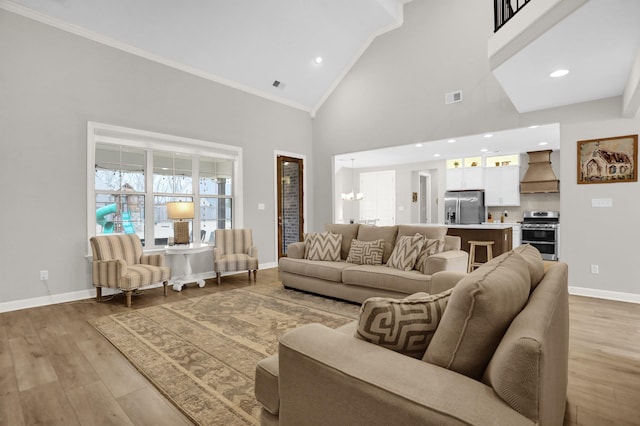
[{"x1": 1, "y1": 269, "x2": 639, "y2": 425}]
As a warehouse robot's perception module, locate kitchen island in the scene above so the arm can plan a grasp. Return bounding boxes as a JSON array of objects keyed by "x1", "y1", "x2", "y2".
[{"x1": 446, "y1": 223, "x2": 514, "y2": 263}]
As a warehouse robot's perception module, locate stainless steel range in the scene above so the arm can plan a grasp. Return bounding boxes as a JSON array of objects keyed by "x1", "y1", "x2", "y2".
[{"x1": 521, "y1": 211, "x2": 560, "y2": 261}]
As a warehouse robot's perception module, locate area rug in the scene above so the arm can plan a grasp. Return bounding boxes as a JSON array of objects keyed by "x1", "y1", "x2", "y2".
[{"x1": 90, "y1": 285, "x2": 360, "y2": 425}]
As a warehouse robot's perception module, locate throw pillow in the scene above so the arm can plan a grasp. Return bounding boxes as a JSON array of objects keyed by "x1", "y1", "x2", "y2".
[
  {"x1": 304, "y1": 232, "x2": 342, "y2": 261},
  {"x1": 414, "y1": 236, "x2": 445, "y2": 273},
  {"x1": 387, "y1": 234, "x2": 425, "y2": 271},
  {"x1": 355, "y1": 289, "x2": 453, "y2": 358},
  {"x1": 423, "y1": 251, "x2": 531, "y2": 380},
  {"x1": 346, "y1": 239, "x2": 385, "y2": 265}
]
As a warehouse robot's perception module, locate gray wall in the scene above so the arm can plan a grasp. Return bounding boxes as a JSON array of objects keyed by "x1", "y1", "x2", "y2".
[
  {"x1": 0, "y1": 10, "x2": 312, "y2": 304},
  {"x1": 313, "y1": 0, "x2": 640, "y2": 297}
]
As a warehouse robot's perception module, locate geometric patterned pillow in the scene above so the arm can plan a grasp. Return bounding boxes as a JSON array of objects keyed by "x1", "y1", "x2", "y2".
[
  {"x1": 304, "y1": 232, "x2": 342, "y2": 261},
  {"x1": 355, "y1": 289, "x2": 453, "y2": 358},
  {"x1": 346, "y1": 239, "x2": 385, "y2": 265},
  {"x1": 386, "y1": 234, "x2": 425, "y2": 271},
  {"x1": 414, "y1": 236, "x2": 445, "y2": 273}
]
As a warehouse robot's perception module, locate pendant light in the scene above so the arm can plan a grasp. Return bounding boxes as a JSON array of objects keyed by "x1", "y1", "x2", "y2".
[{"x1": 341, "y1": 159, "x2": 364, "y2": 201}]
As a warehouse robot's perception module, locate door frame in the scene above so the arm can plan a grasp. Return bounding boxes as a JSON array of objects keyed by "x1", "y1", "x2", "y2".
[
  {"x1": 419, "y1": 172, "x2": 432, "y2": 223},
  {"x1": 274, "y1": 151, "x2": 307, "y2": 259}
]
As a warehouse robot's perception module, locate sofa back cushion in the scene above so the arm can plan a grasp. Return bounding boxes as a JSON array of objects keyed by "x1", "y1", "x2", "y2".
[
  {"x1": 356, "y1": 225, "x2": 398, "y2": 264},
  {"x1": 423, "y1": 250, "x2": 531, "y2": 380},
  {"x1": 512, "y1": 244, "x2": 545, "y2": 290},
  {"x1": 325, "y1": 223, "x2": 360, "y2": 260},
  {"x1": 90, "y1": 234, "x2": 142, "y2": 265},
  {"x1": 397, "y1": 225, "x2": 447, "y2": 242},
  {"x1": 482, "y1": 262, "x2": 569, "y2": 424}
]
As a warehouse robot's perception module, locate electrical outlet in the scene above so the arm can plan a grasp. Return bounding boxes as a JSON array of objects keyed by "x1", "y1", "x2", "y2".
[
  {"x1": 40, "y1": 270, "x2": 48, "y2": 280},
  {"x1": 590, "y1": 264, "x2": 599, "y2": 274}
]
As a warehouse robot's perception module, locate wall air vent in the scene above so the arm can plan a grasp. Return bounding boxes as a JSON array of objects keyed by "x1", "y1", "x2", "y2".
[
  {"x1": 445, "y1": 90, "x2": 463, "y2": 104},
  {"x1": 272, "y1": 80, "x2": 281, "y2": 87}
]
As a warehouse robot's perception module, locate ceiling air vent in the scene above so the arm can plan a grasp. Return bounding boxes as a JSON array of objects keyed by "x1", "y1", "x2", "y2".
[
  {"x1": 445, "y1": 90, "x2": 463, "y2": 104},
  {"x1": 272, "y1": 80, "x2": 281, "y2": 88}
]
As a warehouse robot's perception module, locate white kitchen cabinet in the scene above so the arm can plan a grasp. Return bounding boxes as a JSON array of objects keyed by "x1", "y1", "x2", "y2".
[
  {"x1": 446, "y1": 167, "x2": 484, "y2": 190},
  {"x1": 485, "y1": 166, "x2": 520, "y2": 206},
  {"x1": 512, "y1": 224, "x2": 521, "y2": 248}
]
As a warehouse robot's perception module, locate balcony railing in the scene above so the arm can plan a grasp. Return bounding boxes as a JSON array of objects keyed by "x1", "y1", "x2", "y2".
[{"x1": 494, "y1": 0, "x2": 532, "y2": 32}]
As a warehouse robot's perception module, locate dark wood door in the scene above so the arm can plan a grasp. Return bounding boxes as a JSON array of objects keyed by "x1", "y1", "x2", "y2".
[{"x1": 277, "y1": 156, "x2": 304, "y2": 258}]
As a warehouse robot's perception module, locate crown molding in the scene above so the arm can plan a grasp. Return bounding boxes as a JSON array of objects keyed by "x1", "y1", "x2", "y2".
[{"x1": 0, "y1": 1, "x2": 312, "y2": 114}]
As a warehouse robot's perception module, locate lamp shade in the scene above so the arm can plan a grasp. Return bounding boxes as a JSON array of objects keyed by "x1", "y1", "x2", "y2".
[{"x1": 167, "y1": 201, "x2": 194, "y2": 220}]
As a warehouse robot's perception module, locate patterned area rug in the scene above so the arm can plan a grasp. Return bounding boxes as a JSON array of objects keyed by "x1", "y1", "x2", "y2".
[{"x1": 90, "y1": 285, "x2": 360, "y2": 425}]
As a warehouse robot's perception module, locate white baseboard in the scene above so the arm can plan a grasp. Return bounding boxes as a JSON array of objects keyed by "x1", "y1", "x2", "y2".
[
  {"x1": 569, "y1": 286, "x2": 640, "y2": 304},
  {"x1": 0, "y1": 264, "x2": 279, "y2": 313}
]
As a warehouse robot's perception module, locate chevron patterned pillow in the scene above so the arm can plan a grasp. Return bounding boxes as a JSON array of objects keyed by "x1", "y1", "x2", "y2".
[
  {"x1": 346, "y1": 239, "x2": 385, "y2": 265},
  {"x1": 304, "y1": 232, "x2": 342, "y2": 261},
  {"x1": 386, "y1": 234, "x2": 425, "y2": 271},
  {"x1": 355, "y1": 289, "x2": 453, "y2": 358},
  {"x1": 414, "y1": 236, "x2": 445, "y2": 273}
]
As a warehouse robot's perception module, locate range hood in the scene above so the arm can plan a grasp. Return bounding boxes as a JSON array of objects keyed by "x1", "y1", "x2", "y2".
[{"x1": 520, "y1": 150, "x2": 559, "y2": 193}]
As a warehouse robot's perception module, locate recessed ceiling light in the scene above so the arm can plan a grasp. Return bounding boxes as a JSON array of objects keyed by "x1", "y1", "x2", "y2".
[
  {"x1": 539, "y1": 141, "x2": 548, "y2": 146},
  {"x1": 447, "y1": 139, "x2": 456, "y2": 143},
  {"x1": 550, "y1": 69, "x2": 569, "y2": 78},
  {"x1": 480, "y1": 148, "x2": 489, "y2": 152},
  {"x1": 415, "y1": 143, "x2": 423, "y2": 147},
  {"x1": 433, "y1": 153, "x2": 441, "y2": 157},
  {"x1": 528, "y1": 125, "x2": 539, "y2": 129},
  {"x1": 315, "y1": 56, "x2": 323, "y2": 64},
  {"x1": 483, "y1": 134, "x2": 493, "y2": 138}
]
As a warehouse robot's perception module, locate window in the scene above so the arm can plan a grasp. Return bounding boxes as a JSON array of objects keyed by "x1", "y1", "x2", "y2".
[{"x1": 88, "y1": 122, "x2": 243, "y2": 249}]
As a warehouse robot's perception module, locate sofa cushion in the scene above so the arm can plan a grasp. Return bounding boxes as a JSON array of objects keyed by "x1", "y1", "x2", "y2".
[
  {"x1": 414, "y1": 238, "x2": 444, "y2": 274},
  {"x1": 386, "y1": 234, "x2": 425, "y2": 271},
  {"x1": 279, "y1": 258, "x2": 351, "y2": 283},
  {"x1": 424, "y1": 251, "x2": 531, "y2": 380},
  {"x1": 342, "y1": 265, "x2": 432, "y2": 295},
  {"x1": 356, "y1": 225, "x2": 398, "y2": 264},
  {"x1": 255, "y1": 354, "x2": 280, "y2": 415},
  {"x1": 304, "y1": 232, "x2": 341, "y2": 262},
  {"x1": 512, "y1": 244, "x2": 545, "y2": 290},
  {"x1": 325, "y1": 223, "x2": 360, "y2": 260},
  {"x1": 355, "y1": 289, "x2": 453, "y2": 358},
  {"x1": 397, "y1": 224, "x2": 447, "y2": 242},
  {"x1": 346, "y1": 239, "x2": 385, "y2": 265}
]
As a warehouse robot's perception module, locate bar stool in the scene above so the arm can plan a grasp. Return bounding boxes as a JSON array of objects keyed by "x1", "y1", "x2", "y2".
[{"x1": 468, "y1": 241, "x2": 494, "y2": 273}]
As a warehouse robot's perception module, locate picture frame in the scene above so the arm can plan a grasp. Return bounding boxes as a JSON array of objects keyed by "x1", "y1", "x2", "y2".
[{"x1": 577, "y1": 134, "x2": 638, "y2": 184}]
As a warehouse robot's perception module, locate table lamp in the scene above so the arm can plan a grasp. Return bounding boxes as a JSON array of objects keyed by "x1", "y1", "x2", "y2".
[{"x1": 167, "y1": 201, "x2": 194, "y2": 244}]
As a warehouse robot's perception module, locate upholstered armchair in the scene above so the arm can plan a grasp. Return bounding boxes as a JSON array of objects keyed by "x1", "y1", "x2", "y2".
[
  {"x1": 90, "y1": 234, "x2": 171, "y2": 307},
  {"x1": 213, "y1": 229, "x2": 259, "y2": 285}
]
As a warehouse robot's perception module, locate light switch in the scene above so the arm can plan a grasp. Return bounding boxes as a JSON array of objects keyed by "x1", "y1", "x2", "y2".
[{"x1": 591, "y1": 198, "x2": 612, "y2": 208}]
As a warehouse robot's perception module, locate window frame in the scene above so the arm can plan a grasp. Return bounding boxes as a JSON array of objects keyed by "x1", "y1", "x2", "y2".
[{"x1": 87, "y1": 122, "x2": 243, "y2": 252}]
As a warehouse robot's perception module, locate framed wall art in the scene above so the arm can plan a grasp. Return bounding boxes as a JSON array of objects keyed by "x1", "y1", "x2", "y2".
[{"x1": 577, "y1": 134, "x2": 638, "y2": 184}]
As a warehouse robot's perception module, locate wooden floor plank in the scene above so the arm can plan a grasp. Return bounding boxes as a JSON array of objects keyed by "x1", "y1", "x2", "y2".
[
  {"x1": 19, "y1": 381, "x2": 80, "y2": 425},
  {"x1": 0, "y1": 392, "x2": 25, "y2": 426},
  {"x1": 65, "y1": 380, "x2": 135, "y2": 426},
  {"x1": 9, "y1": 336, "x2": 59, "y2": 392},
  {"x1": 117, "y1": 386, "x2": 194, "y2": 426}
]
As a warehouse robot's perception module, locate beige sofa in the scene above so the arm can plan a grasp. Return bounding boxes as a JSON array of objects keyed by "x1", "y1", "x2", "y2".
[
  {"x1": 279, "y1": 224, "x2": 469, "y2": 303},
  {"x1": 257, "y1": 245, "x2": 569, "y2": 425}
]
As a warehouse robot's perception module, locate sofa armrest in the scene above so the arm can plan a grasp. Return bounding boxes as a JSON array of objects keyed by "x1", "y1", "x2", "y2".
[
  {"x1": 424, "y1": 250, "x2": 468, "y2": 275},
  {"x1": 92, "y1": 259, "x2": 127, "y2": 287},
  {"x1": 248, "y1": 245, "x2": 258, "y2": 258},
  {"x1": 140, "y1": 253, "x2": 166, "y2": 267},
  {"x1": 276, "y1": 324, "x2": 532, "y2": 426},
  {"x1": 430, "y1": 271, "x2": 466, "y2": 294},
  {"x1": 213, "y1": 247, "x2": 222, "y2": 261},
  {"x1": 286, "y1": 241, "x2": 305, "y2": 259}
]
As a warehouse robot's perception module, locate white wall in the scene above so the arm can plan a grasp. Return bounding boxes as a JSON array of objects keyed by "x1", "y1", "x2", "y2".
[
  {"x1": 0, "y1": 10, "x2": 312, "y2": 306},
  {"x1": 313, "y1": 0, "x2": 640, "y2": 299}
]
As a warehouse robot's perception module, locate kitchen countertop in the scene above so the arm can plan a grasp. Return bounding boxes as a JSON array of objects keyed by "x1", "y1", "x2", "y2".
[{"x1": 445, "y1": 223, "x2": 520, "y2": 229}]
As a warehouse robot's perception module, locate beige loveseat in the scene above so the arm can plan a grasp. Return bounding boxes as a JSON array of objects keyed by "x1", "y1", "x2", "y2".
[
  {"x1": 279, "y1": 224, "x2": 469, "y2": 303},
  {"x1": 257, "y1": 245, "x2": 569, "y2": 425}
]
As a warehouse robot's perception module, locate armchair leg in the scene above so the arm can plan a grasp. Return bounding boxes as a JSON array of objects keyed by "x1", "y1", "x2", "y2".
[
  {"x1": 96, "y1": 287, "x2": 102, "y2": 302},
  {"x1": 253, "y1": 270, "x2": 257, "y2": 282},
  {"x1": 163, "y1": 281, "x2": 168, "y2": 297},
  {"x1": 125, "y1": 291, "x2": 132, "y2": 308},
  {"x1": 216, "y1": 272, "x2": 221, "y2": 286},
  {"x1": 248, "y1": 270, "x2": 251, "y2": 281}
]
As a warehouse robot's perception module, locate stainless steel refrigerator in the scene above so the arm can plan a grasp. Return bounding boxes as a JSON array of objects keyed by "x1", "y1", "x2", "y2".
[{"x1": 444, "y1": 190, "x2": 485, "y2": 224}]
